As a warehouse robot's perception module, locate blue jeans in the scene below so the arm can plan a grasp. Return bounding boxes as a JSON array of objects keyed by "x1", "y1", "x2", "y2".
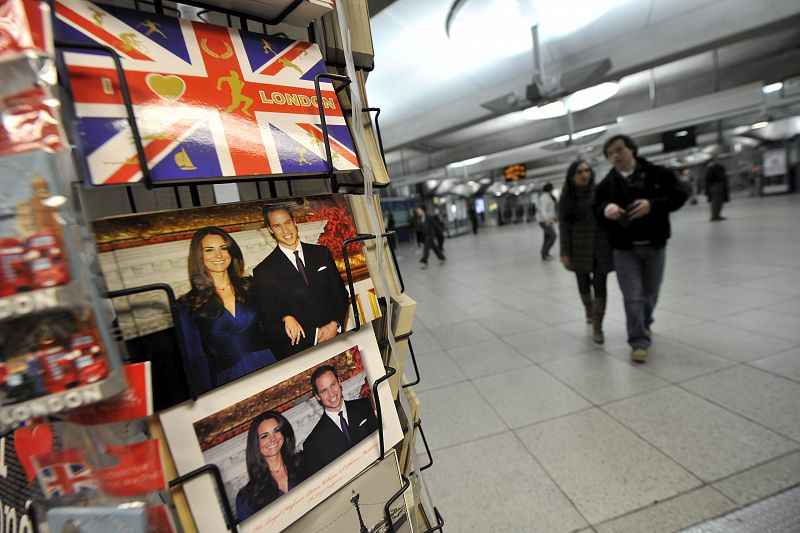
[{"x1": 613, "y1": 245, "x2": 666, "y2": 349}]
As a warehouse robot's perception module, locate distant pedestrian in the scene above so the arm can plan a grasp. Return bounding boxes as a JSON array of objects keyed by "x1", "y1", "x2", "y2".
[
  {"x1": 594, "y1": 134, "x2": 687, "y2": 362},
  {"x1": 538, "y1": 183, "x2": 557, "y2": 260},
  {"x1": 559, "y1": 161, "x2": 613, "y2": 344},
  {"x1": 432, "y1": 208, "x2": 446, "y2": 251},
  {"x1": 468, "y1": 205, "x2": 479, "y2": 234},
  {"x1": 416, "y1": 207, "x2": 446, "y2": 269},
  {"x1": 386, "y1": 211, "x2": 397, "y2": 249},
  {"x1": 705, "y1": 158, "x2": 729, "y2": 221}
]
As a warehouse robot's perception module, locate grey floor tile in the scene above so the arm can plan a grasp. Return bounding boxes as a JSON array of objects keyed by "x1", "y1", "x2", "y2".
[
  {"x1": 763, "y1": 297, "x2": 800, "y2": 317},
  {"x1": 719, "y1": 308, "x2": 800, "y2": 342},
  {"x1": 682, "y1": 366, "x2": 800, "y2": 442},
  {"x1": 413, "y1": 303, "x2": 470, "y2": 329},
  {"x1": 644, "y1": 308, "x2": 706, "y2": 332},
  {"x1": 738, "y1": 272, "x2": 800, "y2": 296},
  {"x1": 461, "y1": 298, "x2": 518, "y2": 319},
  {"x1": 594, "y1": 487, "x2": 736, "y2": 533},
  {"x1": 516, "y1": 299, "x2": 586, "y2": 325},
  {"x1": 422, "y1": 432, "x2": 589, "y2": 533},
  {"x1": 555, "y1": 318, "x2": 629, "y2": 349},
  {"x1": 416, "y1": 381, "x2": 507, "y2": 450},
  {"x1": 473, "y1": 366, "x2": 591, "y2": 428},
  {"x1": 750, "y1": 347, "x2": 800, "y2": 383},
  {"x1": 662, "y1": 322, "x2": 797, "y2": 362},
  {"x1": 480, "y1": 310, "x2": 549, "y2": 338},
  {"x1": 604, "y1": 337, "x2": 736, "y2": 383},
  {"x1": 445, "y1": 339, "x2": 533, "y2": 380},
  {"x1": 659, "y1": 294, "x2": 752, "y2": 320},
  {"x1": 700, "y1": 286, "x2": 794, "y2": 308},
  {"x1": 505, "y1": 328, "x2": 597, "y2": 364},
  {"x1": 605, "y1": 387, "x2": 798, "y2": 482},
  {"x1": 408, "y1": 326, "x2": 443, "y2": 355},
  {"x1": 517, "y1": 409, "x2": 701, "y2": 524},
  {"x1": 541, "y1": 351, "x2": 670, "y2": 405},
  {"x1": 427, "y1": 320, "x2": 496, "y2": 349},
  {"x1": 712, "y1": 451, "x2": 800, "y2": 505},
  {"x1": 411, "y1": 350, "x2": 468, "y2": 393}
]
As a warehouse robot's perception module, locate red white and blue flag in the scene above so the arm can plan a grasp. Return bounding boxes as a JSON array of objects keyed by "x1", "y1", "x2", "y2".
[
  {"x1": 54, "y1": 0, "x2": 359, "y2": 185},
  {"x1": 35, "y1": 448, "x2": 99, "y2": 498}
]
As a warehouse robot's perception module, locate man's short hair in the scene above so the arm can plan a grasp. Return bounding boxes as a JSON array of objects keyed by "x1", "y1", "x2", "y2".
[
  {"x1": 603, "y1": 134, "x2": 638, "y2": 158},
  {"x1": 262, "y1": 205, "x2": 295, "y2": 227},
  {"x1": 310, "y1": 364, "x2": 339, "y2": 395}
]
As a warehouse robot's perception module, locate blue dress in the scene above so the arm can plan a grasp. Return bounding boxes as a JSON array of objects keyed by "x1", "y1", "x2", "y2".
[
  {"x1": 177, "y1": 298, "x2": 276, "y2": 394},
  {"x1": 236, "y1": 478, "x2": 298, "y2": 522}
]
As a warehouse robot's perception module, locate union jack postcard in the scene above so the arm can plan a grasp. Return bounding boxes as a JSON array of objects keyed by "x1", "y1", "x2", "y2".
[{"x1": 54, "y1": 0, "x2": 359, "y2": 186}]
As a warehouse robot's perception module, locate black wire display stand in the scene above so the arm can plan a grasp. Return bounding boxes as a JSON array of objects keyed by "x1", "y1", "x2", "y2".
[{"x1": 47, "y1": 0, "x2": 443, "y2": 530}]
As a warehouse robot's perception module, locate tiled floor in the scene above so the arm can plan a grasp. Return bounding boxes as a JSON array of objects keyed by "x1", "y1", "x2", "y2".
[{"x1": 395, "y1": 194, "x2": 800, "y2": 532}]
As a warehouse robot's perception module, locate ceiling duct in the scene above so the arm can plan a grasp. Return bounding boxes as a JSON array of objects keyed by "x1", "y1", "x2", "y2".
[{"x1": 617, "y1": 82, "x2": 764, "y2": 136}]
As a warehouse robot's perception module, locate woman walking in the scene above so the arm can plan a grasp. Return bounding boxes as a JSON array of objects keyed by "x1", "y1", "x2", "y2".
[{"x1": 558, "y1": 161, "x2": 613, "y2": 343}]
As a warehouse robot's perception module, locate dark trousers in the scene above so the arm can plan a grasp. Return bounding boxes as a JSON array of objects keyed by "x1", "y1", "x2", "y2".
[
  {"x1": 575, "y1": 266, "x2": 608, "y2": 298},
  {"x1": 709, "y1": 182, "x2": 725, "y2": 219},
  {"x1": 540, "y1": 222, "x2": 556, "y2": 257},
  {"x1": 613, "y1": 245, "x2": 666, "y2": 349},
  {"x1": 421, "y1": 236, "x2": 445, "y2": 264}
]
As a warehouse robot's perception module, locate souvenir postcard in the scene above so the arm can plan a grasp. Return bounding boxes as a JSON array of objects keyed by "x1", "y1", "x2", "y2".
[
  {"x1": 54, "y1": 0, "x2": 359, "y2": 185},
  {"x1": 159, "y1": 327, "x2": 403, "y2": 532},
  {"x1": 284, "y1": 450, "x2": 411, "y2": 533},
  {"x1": 92, "y1": 193, "x2": 381, "y2": 396}
]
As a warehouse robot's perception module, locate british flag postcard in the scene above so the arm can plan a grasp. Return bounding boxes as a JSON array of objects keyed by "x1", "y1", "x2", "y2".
[{"x1": 54, "y1": 0, "x2": 359, "y2": 186}]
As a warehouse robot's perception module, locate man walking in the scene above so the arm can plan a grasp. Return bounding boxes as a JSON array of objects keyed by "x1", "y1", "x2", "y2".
[
  {"x1": 415, "y1": 207, "x2": 446, "y2": 269},
  {"x1": 705, "y1": 157, "x2": 730, "y2": 221},
  {"x1": 595, "y1": 135, "x2": 687, "y2": 362}
]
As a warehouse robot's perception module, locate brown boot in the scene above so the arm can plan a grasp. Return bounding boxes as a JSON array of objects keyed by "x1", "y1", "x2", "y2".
[
  {"x1": 580, "y1": 294, "x2": 593, "y2": 324},
  {"x1": 592, "y1": 297, "x2": 606, "y2": 344}
]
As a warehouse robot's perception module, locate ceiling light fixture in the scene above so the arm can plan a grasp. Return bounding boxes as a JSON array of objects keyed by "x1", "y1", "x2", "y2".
[
  {"x1": 751, "y1": 121, "x2": 770, "y2": 129},
  {"x1": 447, "y1": 155, "x2": 487, "y2": 169},
  {"x1": 522, "y1": 100, "x2": 568, "y2": 120},
  {"x1": 571, "y1": 125, "x2": 608, "y2": 140},
  {"x1": 762, "y1": 82, "x2": 783, "y2": 94},
  {"x1": 523, "y1": 82, "x2": 619, "y2": 121},
  {"x1": 564, "y1": 82, "x2": 620, "y2": 112}
]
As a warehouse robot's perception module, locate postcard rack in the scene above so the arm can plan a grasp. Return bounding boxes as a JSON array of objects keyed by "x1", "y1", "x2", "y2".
[{"x1": 0, "y1": 0, "x2": 447, "y2": 531}]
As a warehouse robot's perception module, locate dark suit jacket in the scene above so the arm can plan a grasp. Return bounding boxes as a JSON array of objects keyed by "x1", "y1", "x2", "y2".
[
  {"x1": 302, "y1": 398, "x2": 378, "y2": 476},
  {"x1": 253, "y1": 242, "x2": 349, "y2": 359}
]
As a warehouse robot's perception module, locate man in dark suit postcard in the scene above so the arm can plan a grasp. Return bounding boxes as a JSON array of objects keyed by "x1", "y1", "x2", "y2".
[
  {"x1": 254, "y1": 206, "x2": 349, "y2": 359},
  {"x1": 302, "y1": 365, "x2": 378, "y2": 476}
]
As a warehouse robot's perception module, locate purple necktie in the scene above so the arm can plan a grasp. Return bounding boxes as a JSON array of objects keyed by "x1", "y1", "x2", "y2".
[
  {"x1": 338, "y1": 411, "x2": 351, "y2": 442},
  {"x1": 294, "y1": 250, "x2": 308, "y2": 284}
]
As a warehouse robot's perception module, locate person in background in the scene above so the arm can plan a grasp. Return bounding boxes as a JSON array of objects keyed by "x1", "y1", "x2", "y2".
[
  {"x1": 559, "y1": 161, "x2": 613, "y2": 344},
  {"x1": 538, "y1": 183, "x2": 557, "y2": 260},
  {"x1": 236, "y1": 411, "x2": 306, "y2": 521},
  {"x1": 468, "y1": 205, "x2": 479, "y2": 234},
  {"x1": 415, "y1": 206, "x2": 446, "y2": 269},
  {"x1": 594, "y1": 134, "x2": 687, "y2": 362},
  {"x1": 386, "y1": 211, "x2": 397, "y2": 249},
  {"x1": 705, "y1": 157, "x2": 730, "y2": 221},
  {"x1": 432, "y1": 208, "x2": 446, "y2": 251}
]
